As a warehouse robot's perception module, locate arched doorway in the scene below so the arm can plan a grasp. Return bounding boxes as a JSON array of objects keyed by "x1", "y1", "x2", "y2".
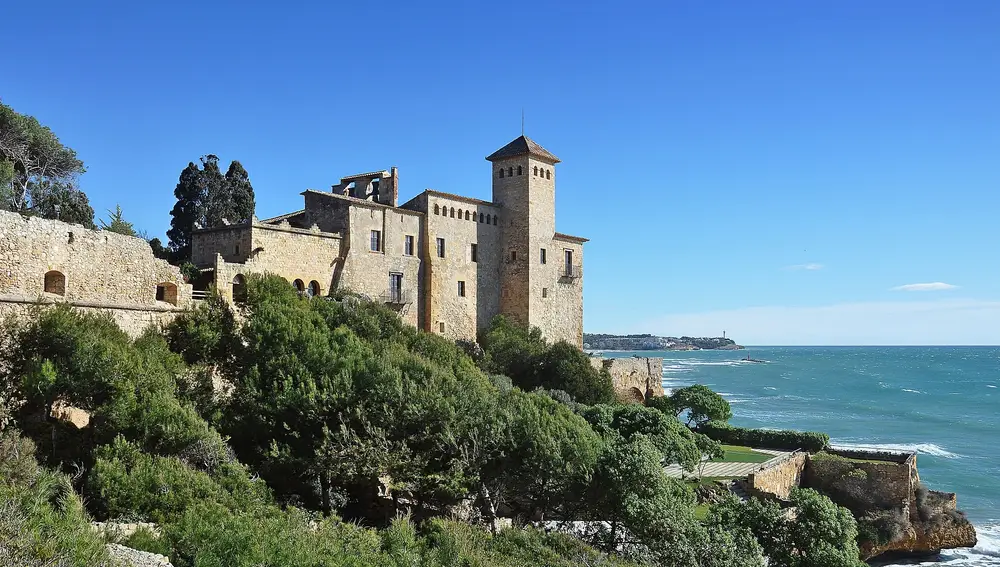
[
  {"x1": 232, "y1": 274, "x2": 247, "y2": 304},
  {"x1": 627, "y1": 387, "x2": 645, "y2": 404}
]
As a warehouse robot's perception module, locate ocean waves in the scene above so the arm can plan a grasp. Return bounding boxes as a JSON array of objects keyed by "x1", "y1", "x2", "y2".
[{"x1": 830, "y1": 441, "x2": 962, "y2": 459}]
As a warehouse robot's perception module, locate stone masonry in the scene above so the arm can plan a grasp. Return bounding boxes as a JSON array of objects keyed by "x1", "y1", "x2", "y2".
[
  {"x1": 589, "y1": 357, "x2": 666, "y2": 403},
  {"x1": 0, "y1": 211, "x2": 192, "y2": 336},
  {"x1": 191, "y1": 135, "x2": 587, "y2": 346}
]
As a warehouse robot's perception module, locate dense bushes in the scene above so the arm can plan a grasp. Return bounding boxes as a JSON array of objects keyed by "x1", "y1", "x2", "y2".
[
  {"x1": 697, "y1": 421, "x2": 829, "y2": 452},
  {"x1": 479, "y1": 315, "x2": 617, "y2": 405}
]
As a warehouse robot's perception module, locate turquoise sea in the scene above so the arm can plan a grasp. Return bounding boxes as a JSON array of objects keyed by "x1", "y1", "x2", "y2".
[{"x1": 603, "y1": 347, "x2": 1000, "y2": 566}]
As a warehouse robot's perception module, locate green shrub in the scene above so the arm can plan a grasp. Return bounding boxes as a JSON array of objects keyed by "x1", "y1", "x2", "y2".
[{"x1": 697, "y1": 421, "x2": 829, "y2": 452}]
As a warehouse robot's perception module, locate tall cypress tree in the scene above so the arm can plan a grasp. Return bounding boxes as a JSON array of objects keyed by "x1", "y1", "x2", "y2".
[
  {"x1": 201, "y1": 154, "x2": 231, "y2": 227},
  {"x1": 225, "y1": 160, "x2": 255, "y2": 224},
  {"x1": 167, "y1": 162, "x2": 205, "y2": 263}
]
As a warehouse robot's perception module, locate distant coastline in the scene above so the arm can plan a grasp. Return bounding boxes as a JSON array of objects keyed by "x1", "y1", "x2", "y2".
[{"x1": 583, "y1": 333, "x2": 744, "y2": 351}]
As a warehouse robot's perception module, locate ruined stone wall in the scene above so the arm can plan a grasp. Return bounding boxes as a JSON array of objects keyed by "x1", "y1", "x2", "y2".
[
  {"x1": 0, "y1": 211, "x2": 192, "y2": 336},
  {"x1": 804, "y1": 452, "x2": 916, "y2": 511},
  {"x1": 191, "y1": 225, "x2": 252, "y2": 267},
  {"x1": 747, "y1": 452, "x2": 807, "y2": 500},
  {"x1": 419, "y1": 194, "x2": 501, "y2": 340},
  {"x1": 589, "y1": 357, "x2": 665, "y2": 403}
]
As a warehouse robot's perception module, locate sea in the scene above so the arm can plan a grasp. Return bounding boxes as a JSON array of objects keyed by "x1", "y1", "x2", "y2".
[{"x1": 601, "y1": 346, "x2": 1000, "y2": 566}]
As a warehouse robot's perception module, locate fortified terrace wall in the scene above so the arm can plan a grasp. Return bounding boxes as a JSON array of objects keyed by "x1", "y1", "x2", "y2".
[
  {"x1": 0, "y1": 210, "x2": 192, "y2": 336},
  {"x1": 590, "y1": 356, "x2": 665, "y2": 403}
]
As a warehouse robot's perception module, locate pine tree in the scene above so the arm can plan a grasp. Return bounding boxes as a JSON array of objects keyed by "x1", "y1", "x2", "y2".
[
  {"x1": 167, "y1": 162, "x2": 205, "y2": 263},
  {"x1": 99, "y1": 205, "x2": 136, "y2": 236},
  {"x1": 201, "y1": 154, "x2": 231, "y2": 227},
  {"x1": 225, "y1": 160, "x2": 255, "y2": 224}
]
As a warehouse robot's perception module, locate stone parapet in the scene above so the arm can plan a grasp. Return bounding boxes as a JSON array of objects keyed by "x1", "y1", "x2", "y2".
[{"x1": 589, "y1": 357, "x2": 665, "y2": 403}]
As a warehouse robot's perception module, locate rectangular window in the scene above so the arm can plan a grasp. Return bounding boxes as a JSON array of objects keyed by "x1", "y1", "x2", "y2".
[
  {"x1": 389, "y1": 272, "x2": 403, "y2": 303},
  {"x1": 458, "y1": 280, "x2": 466, "y2": 297},
  {"x1": 542, "y1": 287, "x2": 548, "y2": 298},
  {"x1": 564, "y1": 249, "x2": 573, "y2": 275},
  {"x1": 234, "y1": 243, "x2": 240, "y2": 256},
  {"x1": 370, "y1": 230, "x2": 381, "y2": 252},
  {"x1": 439, "y1": 321, "x2": 445, "y2": 333},
  {"x1": 510, "y1": 250, "x2": 517, "y2": 261},
  {"x1": 436, "y1": 237, "x2": 445, "y2": 258},
  {"x1": 540, "y1": 248, "x2": 546, "y2": 264},
  {"x1": 471, "y1": 243, "x2": 478, "y2": 263},
  {"x1": 404, "y1": 235, "x2": 414, "y2": 256}
]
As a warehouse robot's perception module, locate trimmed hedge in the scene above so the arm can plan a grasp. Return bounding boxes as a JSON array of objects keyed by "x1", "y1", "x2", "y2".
[{"x1": 697, "y1": 421, "x2": 829, "y2": 452}]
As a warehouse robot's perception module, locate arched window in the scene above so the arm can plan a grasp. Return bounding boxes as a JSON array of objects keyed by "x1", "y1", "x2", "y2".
[
  {"x1": 434, "y1": 204, "x2": 440, "y2": 215},
  {"x1": 293, "y1": 279, "x2": 305, "y2": 294},
  {"x1": 43, "y1": 270, "x2": 66, "y2": 296},
  {"x1": 499, "y1": 168, "x2": 504, "y2": 178},
  {"x1": 492, "y1": 215, "x2": 498, "y2": 225},
  {"x1": 507, "y1": 167, "x2": 513, "y2": 177},
  {"x1": 465, "y1": 211, "x2": 471, "y2": 220},
  {"x1": 308, "y1": 280, "x2": 321, "y2": 298},
  {"x1": 232, "y1": 274, "x2": 247, "y2": 304},
  {"x1": 517, "y1": 165, "x2": 522, "y2": 175},
  {"x1": 479, "y1": 213, "x2": 484, "y2": 223},
  {"x1": 486, "y1": 215, "x2": 491, "y2": 225},
  {"x1": 546, "y1": 169, "x2": 551, "y2": 179},
  {"x1": 457, "y1": 208, "x2": 463, "y2": 219},
  {"x1": 155, "y1": 282, "x2": 178, "y2": 306},
  {"x1": 450, "y1": 207, "x2": 455, "y2": 218},
  {"x1": 533, "y1": 166, "x2": 538, "y2": 176}
]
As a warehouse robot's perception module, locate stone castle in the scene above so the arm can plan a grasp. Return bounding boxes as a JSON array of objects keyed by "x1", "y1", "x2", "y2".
[{"x1": 191, "y1": 134, "x2": 586, "y2": 346}]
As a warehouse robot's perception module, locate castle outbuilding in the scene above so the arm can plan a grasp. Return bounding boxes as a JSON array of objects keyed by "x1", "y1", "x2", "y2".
[{"x1": 191, "y1": 135, "x2": 587, "y2": 346}]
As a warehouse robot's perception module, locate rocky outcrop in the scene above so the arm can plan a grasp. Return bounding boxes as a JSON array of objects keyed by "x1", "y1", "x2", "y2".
[{"x1": 860, "y1": 491, "x2": 977, "y2": 559}]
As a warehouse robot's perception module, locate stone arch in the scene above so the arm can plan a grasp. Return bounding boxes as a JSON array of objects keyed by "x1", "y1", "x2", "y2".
[
  {"x1": 155, "y1": 282, "x2": 178, "y2": 305},
  {"x1": 232, "y1": 274, "x2": 247, "y2": 304},
  {"x1": 308, "y1": 280, "x2": 321, "y2": 298},
  {"x1": 293, "y1": 279, "x2": 305, "y2": 294},
  {"x1": 43, "y1": 270, "x2": 66, "y2": 296},
  {"x1": 627, "y1": 387, "x2": 645, "y2": 404}
]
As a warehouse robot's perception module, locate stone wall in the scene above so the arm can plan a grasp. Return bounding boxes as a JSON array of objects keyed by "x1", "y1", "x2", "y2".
[
  {"x1": 589, "y1": 357, "x2": 665, "y2": 403},
  {"x1": 539, "y1": 235, "x2": 584, "y2": 346},
  {"x1": 747, "y1": 451, "x2": 807, "y2": 500},
  {"x1": 0, "y1": 211, "x2": 192, "y2": 337},
  {"x1": 804, "y1": 452, "x2": 917, "y2": 511}
]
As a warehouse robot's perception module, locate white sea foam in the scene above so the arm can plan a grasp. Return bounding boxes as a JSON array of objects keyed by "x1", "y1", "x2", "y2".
[
  {"x1": 830, "y1": 441, "x2": 961, "y2": 459},
  {"x1": 902, "y1": 388, "x2": 924, "y2": 394},
  {"x1": 987, "y1": 385, "x2": 997, "y2": 389},
  {"x1": 763, "y1": 386, "x2": 778, "y2": 391}
]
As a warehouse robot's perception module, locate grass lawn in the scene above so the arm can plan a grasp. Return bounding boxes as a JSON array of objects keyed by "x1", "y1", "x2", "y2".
[{"x1": 710, "y1": 445, "x2": 773, "y2": 464}]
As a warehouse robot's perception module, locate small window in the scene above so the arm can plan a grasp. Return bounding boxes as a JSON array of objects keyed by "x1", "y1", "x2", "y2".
[
  {"x1": 492, "y1": 214, "x2": 498, "y2": 225},
  {"x1": 434, "y1": 204, "x2": 440, "y2": 214},
  {"x1": 499, "y1": 169, "x2": 504, "y2": 179},
  {"x1": 293, "y1": 279, "x2": 305, "y2": 293},
  {"x1": 436, "y1": 237, "x2": 445, "y2": 258},
  {"x1": 43, "y1": 270, "x2": 66, "y2": 296},
  {"x1": 465, "y1": 210, "x2": 470, "y2": 220},
  {"x1": 458, "y1": 280, "x2": 466, "y2": 297},
  {"x1": 517, "y1": 165, "x2": 522, "y2": 175},
  {"x1": 542, "y1": 288, "x2": 548, "y2": 298},
  {"x1": 234, "y1": 243, "x2": 240, "y2": 256},
  {"x1": 486, "y1": 215, "x2": 491, "y2": 225},
  {"x1": 370, "y1": 230, "x2": 382, "y2": 252},
  {"x1": 439, "y1": 321, "x2": 445, "y2": 333},
  {"x1": 457, "y1": 208, "x2": 463, "y2": 219},
  {"x1": 471, "y1": 243, "x2": 478, "y2": 263},
  {"x1": 510, "y1": 250, "x2": 517, "y2": 261},
  {"x1": 507, "y1": 167, "x2": 513, "y2": 177},
  {"x1": 450, "y1": 207, "x2": 455, "y2": 218},
  {"x1": 308, "y1": 280, "x2": 321, "y2": 297},
  {"x1": 479, "y1": 213, "x2": 484, "y2": 223},
  {"x1": 232, "y1": 274, "x2": 247, "y2": 304},
  {"x1": 546, "y1": 169, "x2": 551, "y2": 179},
  {"x1": 404, "y1": 235, "x2": 414, "y2": 256},
  {"x1": 540, "y1": 248, "x2": 547, "y2": 264},
  {"x1": 533, "y1": 166, "x2": 538, "y2": 176}
]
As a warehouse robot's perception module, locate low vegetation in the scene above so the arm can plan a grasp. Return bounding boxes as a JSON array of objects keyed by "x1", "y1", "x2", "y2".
[
  {"x1": 697, "y1": 421, "x2": 830, "y2": 452},
  {"x1": 0, "y1": 274, "x2": 866, "y2": 567}
]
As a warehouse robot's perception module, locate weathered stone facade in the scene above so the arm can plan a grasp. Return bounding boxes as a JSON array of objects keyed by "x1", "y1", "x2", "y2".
[
  {"x1": 589, "y1": 357, "x2": 666, "y2": 403},
  {"x1": 0, "y1": 211, "x2": 192, "y2": 336},
  {"x1": 745, "y1": 451, "x2": 807, "y2": 500},
  {"x1": 191, "y1": 135, "x2": 586, "y2": 346}
]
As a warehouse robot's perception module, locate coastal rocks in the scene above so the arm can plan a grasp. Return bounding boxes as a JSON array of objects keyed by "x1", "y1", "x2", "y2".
[
  {"x1": 106, "y1": 543, "x2": 172, "y2": 567},
  {"x1": 860, "y1": 513, "x2": 977, "y2": 559}
]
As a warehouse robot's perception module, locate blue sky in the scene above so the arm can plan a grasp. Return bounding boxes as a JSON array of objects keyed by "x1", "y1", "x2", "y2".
[{"x1": 4, "y1": 1, "x2": 999, "y2": 344}]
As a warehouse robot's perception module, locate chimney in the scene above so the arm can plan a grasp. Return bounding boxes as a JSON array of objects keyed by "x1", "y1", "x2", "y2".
[{"x1": 388, "y1": 167, "x2": 399, "y2": 207}]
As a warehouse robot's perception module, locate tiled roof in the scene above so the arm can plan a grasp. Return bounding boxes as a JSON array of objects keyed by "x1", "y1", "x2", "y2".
[
  {"x1": 339, "y1": 170, "x2": 389, "y2": 181},
  {"x1": 423, "y1": 190, "x2": 496, "y2": 207},
  {"x1": 485, "y1": 135, "x2": 560, "y2": 164},
  {"x1": 259, "y1": 210, "x2": 304, "y2": 224},
  {"x1": 553, "y1": 232, "x2": 589, "y2": 243}
]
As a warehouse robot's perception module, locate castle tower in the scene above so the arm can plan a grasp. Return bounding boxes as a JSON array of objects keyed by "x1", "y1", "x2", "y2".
[{"x1": 486, "y1": 135, "x2": 560, "y2": 328}]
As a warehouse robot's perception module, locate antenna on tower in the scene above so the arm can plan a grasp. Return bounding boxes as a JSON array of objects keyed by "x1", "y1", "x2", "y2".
[{"x1": 521, "y1": 108, "x2": 524, "y2": 135}]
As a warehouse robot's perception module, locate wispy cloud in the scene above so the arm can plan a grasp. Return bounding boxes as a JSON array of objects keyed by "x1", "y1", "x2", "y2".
[
  {"x1": 636, "y1": 298, "x2": 1000, "y2": 345},
  {"x1": 890, "y1": 282, "x2": 958, "y2": 292},
  {"x1": 785, "y1": 263, "x2": 824, "y2": 271}
]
